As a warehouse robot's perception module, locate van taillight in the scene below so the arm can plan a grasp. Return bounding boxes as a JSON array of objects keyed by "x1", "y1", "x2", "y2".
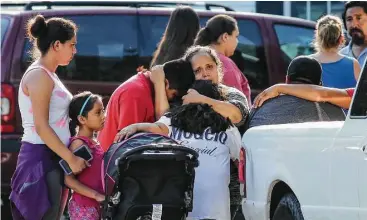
[
  {"x1": 1, "y1": 83, "x2": 15, "y2": 133},
  {"x1": 239, "y1": 147, "x2": 246, "y2": 197}
]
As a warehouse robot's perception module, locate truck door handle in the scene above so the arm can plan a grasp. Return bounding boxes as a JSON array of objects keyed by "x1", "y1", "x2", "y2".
[{"x1": 362, "y1": 145, "x2": 367, "y2": 153}]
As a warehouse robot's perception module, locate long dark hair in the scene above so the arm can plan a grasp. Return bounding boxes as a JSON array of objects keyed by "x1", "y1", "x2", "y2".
[
  {"x1": 194, "y1": 14, "x2": 237, "y2": 46},
  {"x1": 150, "y1": 6, "x2": 200, "y2": 67},
  {"x1": 165, "y1": 80, "x2": 233, "y2": 134}
]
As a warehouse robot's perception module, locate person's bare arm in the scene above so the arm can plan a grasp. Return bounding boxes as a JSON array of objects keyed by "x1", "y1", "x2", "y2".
[
  {"x1": 150, "y1": 65, "x2": 170, "y2": 119},
  {"x1": 153, "y1": 82, "x2": 170, "y2": 119},
  {"x1": 201, "y1": 96, "x2": 242, "y2": 123},
  {"x1": 316, "y1": 88, "x2": 352, "y2": 109},
  {"x1": 26, "y1": 69, "x2": 87, "y2": 173},
  {"x1": 254, "y1": 84, "x2": 352, "y2": 109},
  {"x1": 182, "y1": 89, "x2": 243, "y2": 124},
  {"x1": 64, "y1": 139, "x2": 105, "y2": 202},
  {"x1": 65, "y1": 176, "x2": 104, "y2": 201},
  {"x1": 136, "y1": 122, "x2": 169, "y2": 135},
  {"x1": 114, "y1": 122, "x2": 169, "y2": 142},
  {"x1": 156, "y1": 85, "x2": 244, "y2": 124},
  {"x1": 353, "y1": 59, "x2": 361, "y2": 81}
]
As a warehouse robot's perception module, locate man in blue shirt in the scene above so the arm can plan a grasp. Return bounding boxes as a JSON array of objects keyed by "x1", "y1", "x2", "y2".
[
  {"x1": 340, "y1": 1, "x2": 367, "y2": 67},
  {"x1": 247, "y1": 56, "x2": 346, "y2": 129}
]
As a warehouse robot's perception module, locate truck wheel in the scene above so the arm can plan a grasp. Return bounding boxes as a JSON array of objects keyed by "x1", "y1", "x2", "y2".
[{"x1": 273, "y1": 193, "x2": 304, "y2": 220}]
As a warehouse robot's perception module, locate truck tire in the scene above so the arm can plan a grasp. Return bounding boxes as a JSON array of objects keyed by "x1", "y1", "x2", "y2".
[{"x1": 272, "y1": 193, "x2": 304, "y2": 220}]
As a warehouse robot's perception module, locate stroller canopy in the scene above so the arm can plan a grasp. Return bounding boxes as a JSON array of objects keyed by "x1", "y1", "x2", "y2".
[{"x1": 102, "y1": 132, "x2": 197, "y2": 195}]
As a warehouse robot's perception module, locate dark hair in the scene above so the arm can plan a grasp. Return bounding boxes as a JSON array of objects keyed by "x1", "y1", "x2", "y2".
[
  {"x1": 287, "y1": 56, "x2": 322, "y2": 85},
  {"x1": 183, "y1": 45, "x2": 224, "y2": 82},
  {"x1": 165, "y1": 80, "x2": 233, "y2": 134},
  {"x1": 68, "y1": 91, "x2": 102, "y2": 136},
  {"x1": 163, "y1": 58, "x2": 196, "y2": 97},
  {"x1": 342, "y1": 1, "x2": 367, "y2": 29},
  {"x1": 150, "y1": 6, "x2": 200, "y2": 67},
  {"x1": 26, "y1": 15, "x2": 77, "y2": 59},
  {"x1": 194, "y1": 14, "x2": 237, "y2": 46}
]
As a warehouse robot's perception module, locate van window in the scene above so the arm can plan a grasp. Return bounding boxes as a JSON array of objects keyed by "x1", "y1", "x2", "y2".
[
  {"x1": 234, "y1": 19, "x2": 268, "y2": 89},
  {"x1": 21, "y1": 15, "x2": 138, "y2": 82},
  {"x1": 138, "y1": 15, "x2": 169, "y2": 68},
  {"x1": 200, "y1": 17, "x2": 209, "y2": 27},
  {"x1": 1, "y1": 17, "x2": 10, "y2": 47},
  {"x1": 274, "y1": 24, "x2": 315, "y2": 68}
]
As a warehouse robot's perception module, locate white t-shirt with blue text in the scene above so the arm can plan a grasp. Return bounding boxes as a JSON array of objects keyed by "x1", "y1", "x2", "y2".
[{"x1": 158, "y1": 116, "x2": 242, "y2": 220}]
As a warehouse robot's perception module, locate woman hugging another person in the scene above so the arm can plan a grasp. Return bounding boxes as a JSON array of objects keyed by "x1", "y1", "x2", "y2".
[
  {"x1": 152, "y1": 45, "x2": 249, "y2": 127},
  {"x1": 115, "y1": 80, "x2": 242, "y2": 220},
  {"x1": 150, "y1": 45, "x2": 249, "y2": 219}
]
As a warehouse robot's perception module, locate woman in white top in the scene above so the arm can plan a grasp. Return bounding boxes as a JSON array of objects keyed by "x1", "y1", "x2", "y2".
[
  {"x1": 10, "y1": 15, "x2": 88, "y2": 220},
  {"x1": 115, "y1": 80, "x2": 242, "y2": 220}
]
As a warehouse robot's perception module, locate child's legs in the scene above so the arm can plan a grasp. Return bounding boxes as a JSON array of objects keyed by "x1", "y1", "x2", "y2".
[
  {"x1": 68, "y1": 200, "x2": 100, "y2": 220},
  {"x1": 42, "y1": 169, "x2": 68, "y2": 220}
]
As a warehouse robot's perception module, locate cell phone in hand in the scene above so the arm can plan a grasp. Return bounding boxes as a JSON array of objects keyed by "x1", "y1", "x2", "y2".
[{"x1": 59, "y1": 145, "x2": 93, "y2": 175}]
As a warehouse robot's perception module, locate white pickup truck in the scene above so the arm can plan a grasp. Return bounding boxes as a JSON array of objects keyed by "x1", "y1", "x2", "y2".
[{"x1": 241, "y1": 63, "x2": 367, "y2": 220}]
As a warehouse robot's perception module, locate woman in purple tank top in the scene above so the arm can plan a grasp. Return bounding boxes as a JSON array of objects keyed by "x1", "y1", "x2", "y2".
[
  {"x1": 311, "y1": 15, "x2": 361, "y2": 89},
  {"x1": 10, "y1": 15, "x2": 89, "y2": 220}
]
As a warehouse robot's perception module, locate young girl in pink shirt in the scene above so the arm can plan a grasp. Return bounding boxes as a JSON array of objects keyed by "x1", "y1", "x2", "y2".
[{"x1": 65, "y1": 91, "x2": 106, "y2": 220}]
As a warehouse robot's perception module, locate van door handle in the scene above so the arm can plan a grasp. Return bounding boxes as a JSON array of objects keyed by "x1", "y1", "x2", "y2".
[{"x1": 362, "y1": 145, "x2": 367, "y2": 153}]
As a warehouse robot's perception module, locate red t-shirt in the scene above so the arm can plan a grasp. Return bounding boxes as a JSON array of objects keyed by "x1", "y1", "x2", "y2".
[
  {"x1": 98, "y1": 72, "x2": 155, "y2": 151},
  {"x1": 218, "y1": 53, "x2": 251, "y2": 106},
  {"x1": 346, "y1": 88, "x2": 355, "y2": 97}
]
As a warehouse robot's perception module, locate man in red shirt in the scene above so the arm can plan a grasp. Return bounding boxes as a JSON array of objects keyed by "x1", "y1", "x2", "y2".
[{"x1": 98, "y1": 59, "x2": 195, "y2": 151}]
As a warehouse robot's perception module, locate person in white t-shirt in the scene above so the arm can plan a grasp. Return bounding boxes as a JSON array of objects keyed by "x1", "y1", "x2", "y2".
[{"x1": 115, "y1": 80, "x2": 242, "y2": 220}]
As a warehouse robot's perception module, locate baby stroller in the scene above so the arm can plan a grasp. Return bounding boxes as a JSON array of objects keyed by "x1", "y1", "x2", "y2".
[{"x1": 101, "y1": 132, "x2": 199, "y2": 220}]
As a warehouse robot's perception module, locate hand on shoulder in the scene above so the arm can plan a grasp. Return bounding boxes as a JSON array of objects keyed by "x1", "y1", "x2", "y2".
[{"x1": 150, "y1": 65, "x2": 165, "y2": 85}]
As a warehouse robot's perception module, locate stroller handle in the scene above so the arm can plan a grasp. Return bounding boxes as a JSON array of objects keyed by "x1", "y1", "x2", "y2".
[{"x1": 118, "y1": 143, "x2": 199, "y2": 162}]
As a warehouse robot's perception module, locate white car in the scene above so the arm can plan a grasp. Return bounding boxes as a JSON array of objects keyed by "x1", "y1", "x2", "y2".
[{"x1": 241, "y1": 63, "x2": 367, "y2": 220}]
